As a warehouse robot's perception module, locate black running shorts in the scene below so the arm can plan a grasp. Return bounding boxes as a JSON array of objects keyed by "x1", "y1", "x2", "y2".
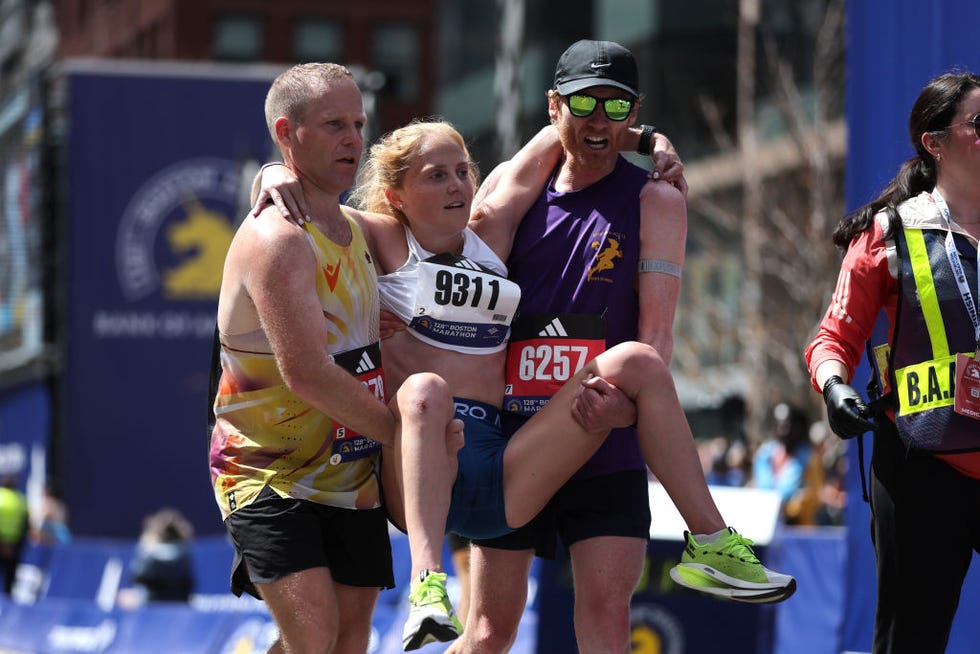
[
  {"x1": 225, "y1": 485, "x2": 395, "y2": 599},
  {"x1": 473, "y1": 469, "x2": 651, "y2": 559}
]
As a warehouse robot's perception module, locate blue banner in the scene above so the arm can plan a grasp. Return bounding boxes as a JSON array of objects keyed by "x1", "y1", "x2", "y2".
[
  {"x1": 59, "y1": 61, "x2": 282, "y2": 538},
  {"x1": 0, "y1": 597, "x2": 275, "y2": 654}
]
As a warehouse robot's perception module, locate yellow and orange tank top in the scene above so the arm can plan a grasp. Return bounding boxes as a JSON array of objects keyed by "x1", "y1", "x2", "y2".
[{"x1": 209, "y1": 210, "x2": 384, "y2": 519}]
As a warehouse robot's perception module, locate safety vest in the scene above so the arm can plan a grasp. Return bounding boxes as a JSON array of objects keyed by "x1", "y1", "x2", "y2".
[
  {"x1": 0, "y1": 486, "x2": 28, "y2": 543},
  {"x1": 875, "y1": 226, "x2": 980, "y2": 452}
]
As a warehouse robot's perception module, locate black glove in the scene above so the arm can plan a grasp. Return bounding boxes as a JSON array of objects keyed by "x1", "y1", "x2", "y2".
[{"x1": 822, "y1": 375, "x2": 875, "y2": 439}]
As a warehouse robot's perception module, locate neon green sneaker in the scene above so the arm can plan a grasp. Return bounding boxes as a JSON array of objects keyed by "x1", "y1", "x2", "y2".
[
  {"x1": 669, "y1": 528, "x2": 796, "y2": 603},
  {"x1": 402, "y1": 570, "x2": 462, "y2": 651},
  {"x1": 671, "y1": 564, "x2": 795, "y2": 603}
]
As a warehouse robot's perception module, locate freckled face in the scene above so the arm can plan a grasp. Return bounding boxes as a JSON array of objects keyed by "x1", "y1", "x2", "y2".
[{"x1": 395, "y1": 134, "x2": 475, "y2": 236}]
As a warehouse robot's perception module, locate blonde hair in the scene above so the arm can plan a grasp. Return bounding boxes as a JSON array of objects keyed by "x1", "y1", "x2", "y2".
[
  {"x1": 349, "y1": 119, "x2": 480, "y2": 224},
  {"x1": 264, "y1": 62, "x2": 354, "y2": 144}
]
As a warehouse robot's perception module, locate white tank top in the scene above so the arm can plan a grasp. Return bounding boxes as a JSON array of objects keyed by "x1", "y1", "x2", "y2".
[{"x1": 379, "y1": 226, "x2": 521, "y2": 354}]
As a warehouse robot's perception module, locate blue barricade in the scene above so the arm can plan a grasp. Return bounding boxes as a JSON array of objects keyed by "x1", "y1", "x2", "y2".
[
  {"x1": 6, "y1": 525, "x2": 865, "y2": 654},
  {"x1": 0, "y1": 596, "x2": 275, "y2": 654},
  {"x1": 9, "y1": 527, "x2": 855, "y2": 654},
  {"x1": 0, "y1": 530, "x2": 538, "y2": 654}
]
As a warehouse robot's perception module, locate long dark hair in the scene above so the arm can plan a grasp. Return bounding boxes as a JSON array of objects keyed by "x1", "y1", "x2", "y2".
[{"x1": 833, "y1": 71, "x2": 980, "y2": 248}]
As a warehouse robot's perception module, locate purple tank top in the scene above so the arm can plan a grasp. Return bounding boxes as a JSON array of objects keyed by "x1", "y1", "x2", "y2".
[{"x1": 507, "y1": 155, "x2": 649, "y2": 478}]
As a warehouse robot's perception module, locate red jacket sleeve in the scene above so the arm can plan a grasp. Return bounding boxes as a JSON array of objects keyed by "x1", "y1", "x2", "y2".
[{"x1": 805, "y1": 219, "x2": 898, "y2": 391}]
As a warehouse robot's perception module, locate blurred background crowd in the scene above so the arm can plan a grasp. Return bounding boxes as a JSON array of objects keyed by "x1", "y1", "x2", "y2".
[{"x1": 694, "y1": 400, "x2": 848, "y2": 527}]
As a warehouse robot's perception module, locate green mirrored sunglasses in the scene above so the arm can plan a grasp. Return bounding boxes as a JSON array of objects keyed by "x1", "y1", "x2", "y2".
[{"x1": 567, "y1": 94, "x2": 634, "y2": 121}]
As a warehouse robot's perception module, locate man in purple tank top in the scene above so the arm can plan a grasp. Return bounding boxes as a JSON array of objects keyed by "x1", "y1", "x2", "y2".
[{"x1": 455, "y1": 40, "x2": 794, "y2": 654}]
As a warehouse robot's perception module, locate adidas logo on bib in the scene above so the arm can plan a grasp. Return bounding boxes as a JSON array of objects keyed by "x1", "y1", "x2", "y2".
[
  {"x1": 538, "y1": 318, "x2": 569, "y2": 337},
  {"x1": 355, "y1": 351, "x2": 376, "y2": 374}
]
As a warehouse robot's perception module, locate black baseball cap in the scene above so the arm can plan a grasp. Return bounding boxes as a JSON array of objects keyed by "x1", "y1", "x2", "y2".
[{"x1": 554, "y1": 39, "x2": 639, "y2": 97}]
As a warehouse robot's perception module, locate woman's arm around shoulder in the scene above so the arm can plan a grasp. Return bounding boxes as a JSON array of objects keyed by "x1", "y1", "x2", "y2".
[
  {"x1": 469, "y1": 126, "x2": 563, "y2": 261},
  {"x1": 349, "y1": 208, "x2": 409, "y2": 276}
]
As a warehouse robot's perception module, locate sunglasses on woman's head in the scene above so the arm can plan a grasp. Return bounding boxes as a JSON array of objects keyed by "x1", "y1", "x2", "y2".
[{"x1": 566, "y1": 94, "x2": 635, "y2": 121}]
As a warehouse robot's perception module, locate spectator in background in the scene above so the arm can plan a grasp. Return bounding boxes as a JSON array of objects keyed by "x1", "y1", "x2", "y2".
[
  {"x1": 783, "y1": 421, "x2": 831, "y2": 526},
  {"x1": 720, "y1": 439, "x2": 752, "y2": 487},
  {"x1": 762, "y1": 418, "x2": 850, "y2": 527},
  {"x1": 119, "y1": 507, "x2": 195, "y2": 608},
  {"x1": 32, "y1": 485, "x2": 71, "y2": 545},
  {"x1": 0, "y1": 475, "x2": 29, "y2": 595},
  {"x1": 814, "y1": 435, "x2": 848, "y2": 526},
  {"x1": 752, "y1": 403, "x2": 812, "y2": 520},
  {"x1": 801, "y1": 421, "x2": 849, "y2": 527},
  {"x1": 699, "y1": 435, "x2": 730, "y2": 485},
  {"x1": 700, "y1": 398, "x2": 751, "y2": 489},
  {"x1": 700, "y1": 433, "x2": 751, "y2": 488}
]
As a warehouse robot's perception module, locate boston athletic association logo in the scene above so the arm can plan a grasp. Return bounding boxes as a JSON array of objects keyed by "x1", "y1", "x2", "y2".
[{"x1": 116, "y1": 157, "x2": 240, "y2": 302}]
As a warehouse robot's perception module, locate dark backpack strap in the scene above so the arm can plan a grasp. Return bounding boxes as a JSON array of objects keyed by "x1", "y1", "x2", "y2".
[
  {"x1": 866, "y1": 391, "x2": 895, "y2": 419},
  {"x1": 855, "y1": 433, "x2": 870, "y2": 504},
  {"x1": 854, "y1": 342, "x2": 893, "y2": 505}
]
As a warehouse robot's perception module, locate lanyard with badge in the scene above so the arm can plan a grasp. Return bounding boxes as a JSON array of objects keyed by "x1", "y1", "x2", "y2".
[{"x1": 932, "y1": 189, "x2": 980, "y2": 419}]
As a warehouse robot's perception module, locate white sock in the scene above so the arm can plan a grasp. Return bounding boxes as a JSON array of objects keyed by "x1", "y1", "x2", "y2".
[{"x1": 692, "y1": 527, "x2": 730, "y2": 544}]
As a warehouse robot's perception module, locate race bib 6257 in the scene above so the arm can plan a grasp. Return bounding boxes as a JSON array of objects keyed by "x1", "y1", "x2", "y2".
[{"x1": 503, "y1": 313, "x2": 605, "y2": 416}]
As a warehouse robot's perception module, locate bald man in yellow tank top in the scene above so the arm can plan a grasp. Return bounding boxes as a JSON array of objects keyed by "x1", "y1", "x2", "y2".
[{"x1": 209, "y1": 62, "x2": 411, "y2": 654}]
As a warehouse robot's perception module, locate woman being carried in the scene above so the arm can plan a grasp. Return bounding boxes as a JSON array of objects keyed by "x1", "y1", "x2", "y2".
[{"x1": 258, "y1": 120, "x2": 796, "y2": 650}]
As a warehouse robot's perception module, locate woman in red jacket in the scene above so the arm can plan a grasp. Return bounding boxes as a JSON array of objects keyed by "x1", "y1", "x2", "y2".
[{"x1": 806, "y1": 71, "x2": 980, "y2": 654}]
